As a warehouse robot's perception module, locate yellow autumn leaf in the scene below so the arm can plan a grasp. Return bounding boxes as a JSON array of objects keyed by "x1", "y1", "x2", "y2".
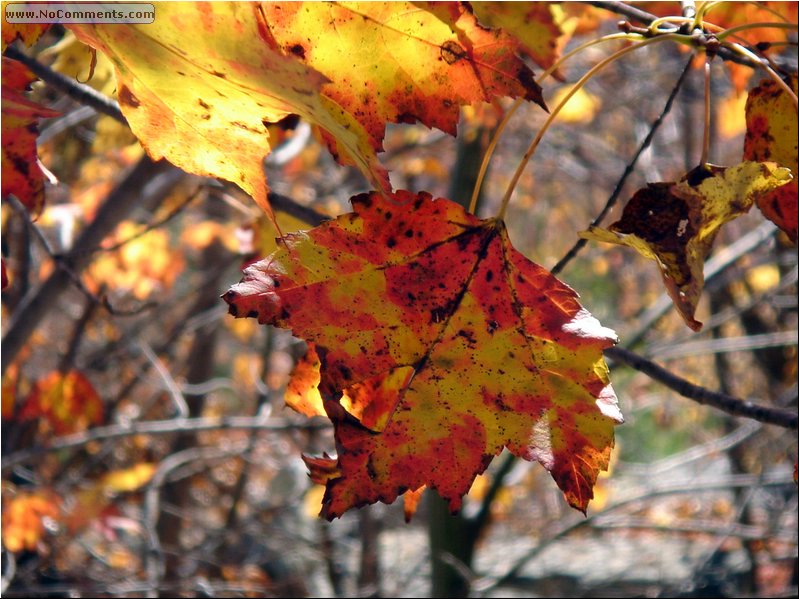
[
  {"x1": 69, "y1": 2, "x2": 389, "y2": 219},
  {"x1": 549, "y1": 84, "x2": 601, "y2": 124},
  {"x1": 102, "y1": 463, "x2": 157, "y2": 493},
  {"x1": 581, "y1": 161, "x2": 792, "y2": 330}
]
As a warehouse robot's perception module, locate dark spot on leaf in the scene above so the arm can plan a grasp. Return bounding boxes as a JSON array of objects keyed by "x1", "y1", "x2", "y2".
[
  {"x1": 247, "y1": 310, "x2": 258, "y2": 319},
  {"x1": 118, "y1": 85, "x2": 140, "y2": 108},
  {"x1": 366, "y1": 455, "x2": 377, "y2": 480},
  {"x1": 485, "y1": 270, "x2": 493, "y2": 282},
  {"x1": 440, "y1": 40, "x2": 466, "y2": 65},
  {"x1": 198, "y1": 98, "x2": 210, "y2": 110},
  {"x1": 387, "y1": 237, "x2": 397, "y2": 248},
  {"x1": 288, "y1": 43, "x2": 306, "y2": 59}
]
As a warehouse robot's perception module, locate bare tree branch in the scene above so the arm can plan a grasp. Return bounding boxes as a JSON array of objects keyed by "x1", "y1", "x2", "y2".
[
  {"x1": 4, "y1": 44, "x2": 126, "y2": 124},
  {"x1": 1, "y1": 156, "x2": 180, "y2": 374},
  {"x1": 605, "y1": 346, "x2": 798, "y2": 429},
  {"x1": 474, "y1": 471, "x2": 795, "y2": 596},
  {"x1": 551, "y1": 57, "x2": 692, "y2": 276},
  {"x1": 585, "y1": 1, "x2": 767, "y2": 68},
  {"x1": 1, "y1": 416, "x2": 331, "y2": 470}
]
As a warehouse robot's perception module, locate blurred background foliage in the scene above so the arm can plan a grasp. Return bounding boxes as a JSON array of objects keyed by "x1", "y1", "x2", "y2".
[{"x1": 2, "y1": 3, "x2": 797, "y2": 598}]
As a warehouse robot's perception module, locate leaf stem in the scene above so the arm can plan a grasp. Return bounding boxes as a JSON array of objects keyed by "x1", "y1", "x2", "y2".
[
  {"x1": 468, "y1": 99, "x2": 522, "y2": 215},
  {"x1": 716, "y1": 21, "x2": 798, "y2": 41},
  {"x1": 648, "y1": 15, "x2": 692, "y2": 33},
  {"x1": 469, "y1": 33, "x2": 634, "y2": 215},
  {"x1": 722, "y1": 40, "x2": 799, "y2": 108},
  {"x1": 701, "y1": 54, "x2": 712, "y2": 167},
  {"x1": 551, "y1": 57, "x2": 693, "y2": 276},
  {"x1": 497, "y1": 34, "x2": 680, "y2": 221}
]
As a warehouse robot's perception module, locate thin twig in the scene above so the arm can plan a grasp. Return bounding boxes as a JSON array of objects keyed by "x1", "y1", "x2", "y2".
[
  {"x1": 4, "y1": 45, "x2": 126, "y2": 124},
  {"x1": 592, "y1": 517, "x2": 787, "y2": 541},
  {"x1": 143, "y1": 447, "x2": 239, "y2": 598},
  {"x1": 620, "y1": 420, "x2": 762, "y2": 476},
  {"x1": 1, "y1": 416, "x2": 331, "y2": 470},
  {"x1": 474, "y1": 471, "x2": 794, "y2": 596},
  {"x1": 605, "y1": 346, "x2": 798, "y2": 429},
  {"x1": 3, "y1": 194, "x2": 157, "y2": 318},
  {"x1": 136, "y1": 341, "x2": 190, "y2": 418},
  {"x1": 585, "y1": 0, "x2": 765, "y2": 68},
  {"x1": 647, "y1": 330, "x2": 798, "y2": 360},
  {"x1": 1, "y1": 156, "x2": 179, "y2": 375},
  {"x1": 98, "y1": 188, "x2": 200, "y2": 253},
  {"x1": 622, "y1": 220, "x2": 779, "y2": 348},
  {"x1": 551, "y1": 57, "x2": 692, "y2": 275}
]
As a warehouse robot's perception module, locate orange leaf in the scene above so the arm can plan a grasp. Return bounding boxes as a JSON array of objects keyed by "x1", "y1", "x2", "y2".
[
  {"x1": 2, "y1": 362, "x2": 19, "y2": 420},
  {"x1": 225, "y1": 190, "x2": 621, "y2": 518},
  {"x1": 1, "y1": 57, "x2": 59, "y2": 217},
  {"x1": 402, "y1": 485, "x2": 425, "y2": 522},
  {"x1": 1, "y1": 21, "x2": 50, "y2": 50},
  {"x1": 470, "y1": 1, "x2": 564, "y2": 71},
  {"x1": 102, "y1": 463, "x2": 157, "y2": 492},
  {"x1": 744, "y1": 74, "x2": 798, "y2": 243},
  {"x1": 259, "y1": 2, "x2": 546, "y2": 151},
  {"x1": 287, "y1": 342, "x2": 411, "y2": 432},
  {"x1": 2, "y1": 491, "x2": 61, "y2": 553},
  {"x1": 19, "y1": 370, "x2": 104, "y2": 434}
]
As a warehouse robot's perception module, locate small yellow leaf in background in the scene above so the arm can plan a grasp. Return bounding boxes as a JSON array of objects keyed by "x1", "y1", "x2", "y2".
[
  {"x1": 87, "y1": 222, "x2": 184, "y2": 300},
  {"x1": 718, "y1": 91, "x2": 748, "y2": 140},
  {"x1": 746, "y1": 264, "x2": 781, "y2": 294},
  {"x1": 549, "y1": 85, "x2": 601, "y2": 124},
  {"x1": 102, "y1": 463, "x2": 157, "y2": 493}
]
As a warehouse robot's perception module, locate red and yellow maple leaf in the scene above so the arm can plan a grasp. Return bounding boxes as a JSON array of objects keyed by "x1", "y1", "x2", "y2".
[
  {"x1": 261, "y1": 2, "x2": 545, "y2": 152},
  {"x1": 19, "y1": 369, "x2": 104, "y2": 435},
  {"x1": 469, "y1": 1, "x2": 563, "y2": 71},
  {"x1": 744, "y1": 74, "x2": 798, "y2": 243},
  {"x1": 69, "y1": 2, "x2": 547, "y2": 218},
  {"x1": 580, "y1": 162, "x2": 792, "y2": 331},
  {"x1": 1, "y1": 57, "x2": 59, "y2": 217},
  {"x1": 225, "y1": 190, "x2": 621, "y2": 518}
]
